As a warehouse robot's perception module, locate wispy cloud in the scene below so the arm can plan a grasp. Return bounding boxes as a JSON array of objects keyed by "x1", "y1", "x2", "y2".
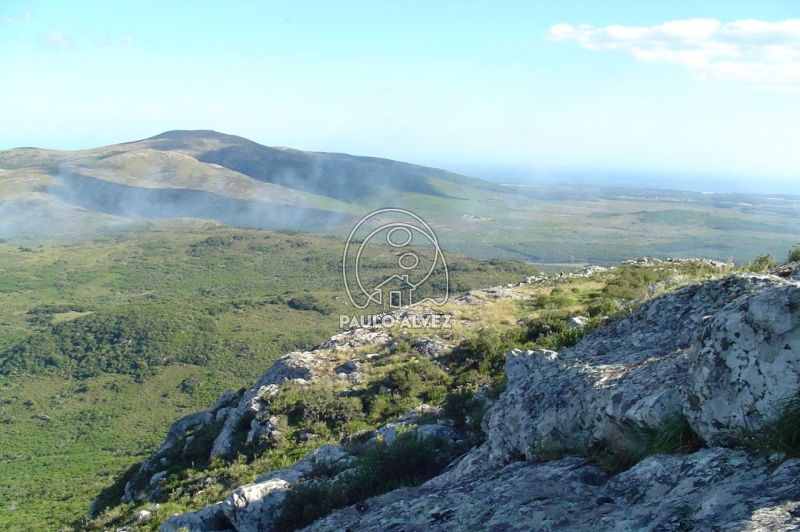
[
  {"x1": 2, "y1": 10, "x2": 32, "y2": 24},
  {"x1": 43, "y1": 30, "x2": 72, "y2": 49},
  {"x1": 547, "y1": 18, "x2": 800, "y2": 91},
  {"x1": 37, "y1": 30, "x2": 135, "y2": 51},
  {"x1": 96, "y1": 32, "x2": 135, "y2": 47}
]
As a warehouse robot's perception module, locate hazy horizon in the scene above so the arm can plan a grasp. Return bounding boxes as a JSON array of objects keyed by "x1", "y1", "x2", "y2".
[
  {"x1": 2, "y1": 1, "x2": 798, "y2": 191},
  {"x1": 2, "y1": 127, "x2": 796, "y2": 197}
]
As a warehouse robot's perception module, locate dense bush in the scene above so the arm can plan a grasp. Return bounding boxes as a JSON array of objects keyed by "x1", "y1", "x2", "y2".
[
  {"x1": 586, "y1": 296, "x2": 621, "y2": 317},
  {"x1": 378, "y1": 359, "x2": 448, "y2": 402},
  {"x1": 448, "y1": 327, "x2": 524, "y2": 388},
  {"x1": 269, "y1": 384, "x2": 363, "y2": 435},
  {"x1": 788, "y1": 246, "x2": 800, "y2": 264},
  {"x1": 602, "y1": 267, "x2": 660, "y2": 300},
  {"x1": 745, "y1": 253, "x2": 776, "y2": 273},
  {"x1": 0, "y1": 304, "x2": 217, "y2": 379},
  {"x1": 361, "y1": 359, "x2": 450, "y2": 423},
  {"x1": 286, "y1": 295, "x2": 335, "y2": 315},
  {"x1": 443, "y1": 388, "x2": 487, "y2": 432}
]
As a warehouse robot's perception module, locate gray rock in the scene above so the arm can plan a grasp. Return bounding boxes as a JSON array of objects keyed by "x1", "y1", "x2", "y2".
[
  {"x1": 160, "y1": 502, "x2": 231, "y2": 532},
  {"x1": 482, "y1": 274, "x2": 794, "y2": 464},
  {"x1": 413, "y1": 338, "x2": 453, "y2": 358},
  {"x1": 221, "y1": 479, "x2": 290, "y2": 532},
  {"x1": 211, "y1": 351, "x2": 329, "y2": 458},
  {"x1": 308, "y1": 449, "x2": 800, "y2": 531},
  {"x1": 149, "y1": 470, "x2": 168, "y2": 486},
  {"x1": 684, "y1": 282, "x2": 800, "y2": 443},
  {"x1": 134, "y1": 509, "x2": 153, "y2": 524},
  {"x1": 159, "y1": 411, "x2": 213, "y2": 453},
  {"x1": 210, "y1": 390, "x2": 238, "y2": 413},
  {"x1": 568, "y1": 315, "x2": 590, "y2": 329},
  {"x1": 333, "y1": 359, "x2": 363, "y2": 382}
]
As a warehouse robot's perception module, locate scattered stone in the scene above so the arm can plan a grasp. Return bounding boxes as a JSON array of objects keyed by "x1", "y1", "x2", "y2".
[
  {"x1": 567, "y1": 316, "x2": 589, "y2": 329},
  {"x1": 134, "y1": 509, "x2": 152, "y2": 524},
  {"x1": 413, "y1": 338, "x2": 453, "y2": 359}
]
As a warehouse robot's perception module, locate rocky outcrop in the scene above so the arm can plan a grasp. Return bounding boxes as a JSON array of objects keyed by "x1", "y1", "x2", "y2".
[
  {"x1": 112, "y1": 314, "x2": 464, "y2": 510},
  {"x1": 685, "y1": 281, "x2": 800, "y2": 443},
  {"x1": 108, "y1": 326, "x2": 401, "y2": 506},
  {"x1": 310, "y1": 449, "x2": 800, "y2": 531},
  {"x1": 482, "y1": 274, "x2": 799, "y2": 464},
  {"x1": 306, "y1": 271, "x2": 800, "y2": 530},
  {"x1": 412, "y1": 338, "x2": 453, "y2": 359}
]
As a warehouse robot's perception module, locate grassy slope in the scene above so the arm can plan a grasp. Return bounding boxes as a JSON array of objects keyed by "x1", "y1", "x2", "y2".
[
  {"x1": 0, "y1": 222, "x2": 538, "y2": 530},
  {"x1": 87, "y1": 258, "x2": 736, "y2": 530}
]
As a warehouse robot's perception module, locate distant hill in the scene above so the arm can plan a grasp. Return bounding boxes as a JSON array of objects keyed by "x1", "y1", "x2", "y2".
[
  {"x1": 0, "y1": 129, "x2": 503, "y2": 240},
  {"x1": 142, "y1": 130, "x2": 494, "y2": 201},
  {"x1": 1, "y1": 130, "x2": 799, "y2": 263}
]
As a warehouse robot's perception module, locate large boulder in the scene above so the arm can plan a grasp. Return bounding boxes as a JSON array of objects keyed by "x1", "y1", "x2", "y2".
[
  {"x1": 221, "y1": 479, "x2": 290, "y2": 532},
  {"x1": 160, "y1": 502, "x2": 231, "y2": 532},
  {"x1": 685, "y1": 282, "x2": 800, "y2": 443}
]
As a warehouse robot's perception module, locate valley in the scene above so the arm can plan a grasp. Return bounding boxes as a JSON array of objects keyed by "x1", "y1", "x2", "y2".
[{"x1": 1, "y1": 131, "x2": 798, "y2": 265}]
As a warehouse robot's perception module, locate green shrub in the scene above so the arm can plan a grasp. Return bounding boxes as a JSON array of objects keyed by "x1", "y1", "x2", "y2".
[
  {"x1": 740, "y1": 393, "x2": 800, "y2": 456},
  {"x1": 522, "y1": 316, "x2": 594, "y2": 351},
  {"x1": 379, "y1": 359, "x2": 448, "y2": 401},
  {"x1": 286, "y1": 294, "x2": 334, "y2": 315},
  {"x1": 602, "y1": 267, "x2": 659, "y2": 300},
  {"x1": 788, "y1": 246, "x2": 800, "y2": 264},
  {"x1": 587, "y1": 297, "x2": 621, "y2": 317},
  {"x1": 363, "y1": 394, "x2": 406, "y2": 423},
  {"x1": 270, "y1": 385, "x2": 363, "y2": 434},
  {"x1": 449, "y1": 328, "x2": 523, "y2": 383},
  {"x1": 593, "y1": 415, "x2": 703, "y2": 473},
  {"x1": 746, "y1": 254, "x2": 776, "y2": 273},
  {"x1": 443, "y1": 388, "x2": 487, "y2": 432}
]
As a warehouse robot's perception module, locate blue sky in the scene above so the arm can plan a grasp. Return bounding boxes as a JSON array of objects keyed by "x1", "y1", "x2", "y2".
[{"x1": 1, "y1": 1, "x2": 798, "y2": 191}]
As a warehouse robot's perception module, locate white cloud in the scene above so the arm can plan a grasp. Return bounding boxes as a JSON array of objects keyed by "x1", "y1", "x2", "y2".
[
  {"x1": 547, "y1": 18, "x2": 800, "y2": 91},
  {"x1": 42, "y1": 31, "x2": 72, "y2": 49},
  {"x1": 2, "y1": 10, "x2": 32, "y2": 24}
]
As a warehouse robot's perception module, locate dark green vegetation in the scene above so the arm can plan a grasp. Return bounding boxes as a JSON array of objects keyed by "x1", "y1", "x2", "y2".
[
  {"x1": 276, "y1": 433, "x2": 461, "y2": 531},
  {"x1": 585, "y1": 415, "x2": 703, "y2": 474},
  {"x1": 741, "y1": 392, "x2": 800, "y2": 457},
  {"x1": 0, "y1": 224, "x2": 538, "y2": 530},
  {"x1": 2, "y1": 130, "x2": 799, "y2": 263},
  {"x1": 788, "y1": 245, "x2": 800, "y2": 264}
]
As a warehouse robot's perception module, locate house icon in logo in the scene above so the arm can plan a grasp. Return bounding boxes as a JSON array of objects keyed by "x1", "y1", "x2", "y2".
[{"x1": 372, "y1": 274, "x2": 416, "y2": 308}]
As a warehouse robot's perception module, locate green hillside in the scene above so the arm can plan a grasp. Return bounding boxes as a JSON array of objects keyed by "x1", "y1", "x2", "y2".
[{"x1": 0, "y1": 223, "x2": 538, "y2": 530}]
